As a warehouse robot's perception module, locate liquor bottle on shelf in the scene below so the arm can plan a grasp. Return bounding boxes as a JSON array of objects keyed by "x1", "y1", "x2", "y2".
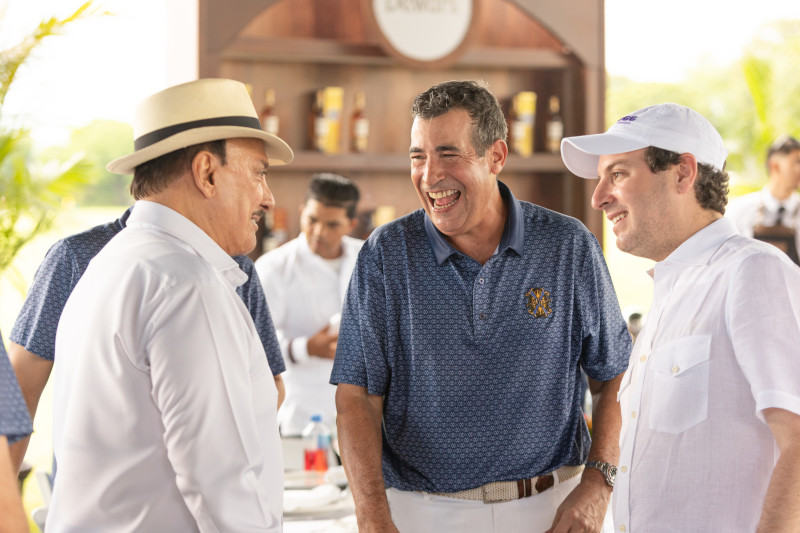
[
  {"x1": 510, "y1": 91, "x2": 536, "y2": 157},
  {"x1": 309, "y1": 87, "x2": 344, "y2": 154},
  {"x1": 546, "y1": 95, "x2": 564, "y2": 154},
  {"x1": 259, "y1": 88, "x2": 279, "y2": 137},
  {"x1": 350, "y1": 91, "x2": 369, "y2": 153},
  {"x1": 309, "y1": 90, "x2": 328, "y2": 152}
]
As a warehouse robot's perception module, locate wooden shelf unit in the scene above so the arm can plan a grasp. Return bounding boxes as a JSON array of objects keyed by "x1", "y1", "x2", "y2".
[{"x1": 198, "y1": 0, "x2": 606, "y2": 257}]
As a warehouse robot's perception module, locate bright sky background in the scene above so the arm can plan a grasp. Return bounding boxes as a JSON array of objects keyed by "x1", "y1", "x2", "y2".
[{"x1": 1, "y1": 0, "x2": 800, "y2": 146}]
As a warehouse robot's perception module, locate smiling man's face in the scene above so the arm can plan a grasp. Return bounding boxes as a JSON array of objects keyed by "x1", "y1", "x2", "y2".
[
  {"x1": 409, "y1": 108, "x2": 498, "y2": 241},
  {"x1": 593, "y1": 147, "x2": 679, "y2": 261}
]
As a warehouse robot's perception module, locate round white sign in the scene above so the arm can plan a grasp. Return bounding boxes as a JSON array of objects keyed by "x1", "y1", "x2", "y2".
[{"x1": 372, "y1": 0, "x2": 474, "y2": 62}]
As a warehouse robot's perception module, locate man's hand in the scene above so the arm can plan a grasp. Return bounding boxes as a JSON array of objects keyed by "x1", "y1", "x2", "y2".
[
  {"x1": 547, "y1": 470, "x2": 611, "y2": 533},
  {"x1": 307, "y1": 326, "x2": 338, "y2": 360}
]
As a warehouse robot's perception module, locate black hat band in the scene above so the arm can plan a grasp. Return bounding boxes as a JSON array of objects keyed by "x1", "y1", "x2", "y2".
[{"x1": 134, "y1": 116, "x2": 263, "y2": 151}]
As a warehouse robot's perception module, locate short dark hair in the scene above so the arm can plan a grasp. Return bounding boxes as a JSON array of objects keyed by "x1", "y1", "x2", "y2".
[
  {"x1": 411, "y1": 80, "x2": 508, "y2": 156},
  {"x1": 306, "y1": 173, "x2": 360, "y2": 219},
  {"x1": 644, "y1": 146, "x2": 729, "y2": 215},
  {"x1": 766, "y1": 135, "x2": 800, "y2": 166},
  {"x1": 130, "y1": 140, "x2": 227, "y2": 200}
]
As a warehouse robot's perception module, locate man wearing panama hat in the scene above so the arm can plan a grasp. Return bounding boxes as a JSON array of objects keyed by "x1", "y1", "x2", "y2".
[{"x1": 47, "y1": 78, "x2": 292, "y2": 532}]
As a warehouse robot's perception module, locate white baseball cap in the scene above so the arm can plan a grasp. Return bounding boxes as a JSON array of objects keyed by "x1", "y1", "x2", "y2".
[{"x1": 560, "y1": 103, "x2": 727, "y2": 179}]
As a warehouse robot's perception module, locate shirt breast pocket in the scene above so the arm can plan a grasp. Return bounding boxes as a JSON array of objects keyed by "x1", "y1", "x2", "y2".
[{"x1": 648, "y1": 335, "x2": 711, "y2": 434}]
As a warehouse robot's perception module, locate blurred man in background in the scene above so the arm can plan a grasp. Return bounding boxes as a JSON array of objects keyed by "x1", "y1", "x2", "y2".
[
  {"x1": 256, "y1": 173, "x2": 362, "y2": 436},
  {"x1": 727, "y1": 134, "x2": 800, "y2": 264},
  {"x1": 0, "y1": 329, "x2": 32, "y2": 533}
]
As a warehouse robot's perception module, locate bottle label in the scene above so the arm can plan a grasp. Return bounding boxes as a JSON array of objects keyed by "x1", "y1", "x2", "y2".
[
  {"x1": 546, "y1": 121, "x2": 564, "y2": 153},
  {"x1": 304, "y1": 449, "x2": 328, "y2": 471},
  {"x1": 263, "y1": 115, "x2": 280, "y2": 136},
  {"x1": 354, "y1": 118, "x2": 369, "y2": 137}
]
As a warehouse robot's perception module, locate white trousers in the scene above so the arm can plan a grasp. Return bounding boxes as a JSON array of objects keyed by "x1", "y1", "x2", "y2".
[{"x1": 387, "y1": 473, "x2": 613, "y2": 533}]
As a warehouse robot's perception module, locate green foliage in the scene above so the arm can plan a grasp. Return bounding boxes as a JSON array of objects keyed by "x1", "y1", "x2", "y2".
[
  {"x1": 0, "y1": 2, "x2": 104, "y2": 282},
  {"x1": 607, "y1": 19, "x2": 800, "y2": 195},
  {"x1": 42, "y1": 119, "x2": 133, "y2": 206}
]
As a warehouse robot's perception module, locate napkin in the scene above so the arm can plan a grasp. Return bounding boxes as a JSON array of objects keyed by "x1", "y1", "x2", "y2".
[{"x1": 284, "y1": 484, "x2": 342, "y2": 512}]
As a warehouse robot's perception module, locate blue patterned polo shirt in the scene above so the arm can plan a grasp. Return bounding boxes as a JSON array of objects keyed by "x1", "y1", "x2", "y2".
[
  {"x1": 330, "y1": 182, "x2": 630, "y2": 493},
  {"x1": 0, "y1": 330, "x2": 33, "y2": 444},
  {"x1": 11, "y1": 208, "x2": 285, "y2": 375}
]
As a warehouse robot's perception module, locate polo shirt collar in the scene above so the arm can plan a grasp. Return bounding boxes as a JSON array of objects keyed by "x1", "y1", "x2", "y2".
[
  {"x1": 424, "y1": 181, "x2": 524, "y2": 265},
  {"x1": 126, "y1": 200, "x2": 247, "y2": 287},
  {"x1": 118, "y1": 206, "x2": 133, "y2": 230}
]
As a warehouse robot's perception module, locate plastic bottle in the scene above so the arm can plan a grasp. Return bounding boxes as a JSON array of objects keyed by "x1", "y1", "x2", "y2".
[{"x1": 302, "y1": 414, "x2": 331, "y2": 472}]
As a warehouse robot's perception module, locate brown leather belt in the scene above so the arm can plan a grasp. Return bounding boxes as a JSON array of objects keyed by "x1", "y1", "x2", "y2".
[{"x1": 430, "y1": 464, "x2": 584, "y2": 504}]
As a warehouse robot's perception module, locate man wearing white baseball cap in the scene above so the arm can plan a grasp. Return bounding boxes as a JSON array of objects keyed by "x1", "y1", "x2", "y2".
[
  {"x1": 562, "y1": 103, "x2": 800, "y2": 532},
  {"x1": 48, "y1": 78, "x2": 293, "y2": 532}
]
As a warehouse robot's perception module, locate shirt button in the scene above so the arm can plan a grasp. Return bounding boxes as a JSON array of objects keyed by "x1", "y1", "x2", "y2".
[
  {"x1": 479, "y1": 313, "x2": 486, "y2": 320},
  {"x1": 620, "y1": 466, "x2": 627, "y2": 473},
  {"x1": 478, "y1": 278, "x2": 485, "y2": 284},
  {"x1": 640, "y1": 354, "x2": 647, "y2": 363},
  {"x1": 631, "y1": 411, "x2": 637, "y2": 418},
  {"x1": 620, "y1": 526, "x2": 627, "y2": 532},
  {"x1": 672, "y1": 366, "x2": 680, "y2": 374}
]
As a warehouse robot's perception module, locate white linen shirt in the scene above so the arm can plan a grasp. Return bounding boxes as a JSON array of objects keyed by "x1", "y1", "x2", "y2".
[
  {"x1": 255, "y1": 234, "x2": 363, "y2": 435},
  {"x1": 613, "y1": 217, "x2": 800, "y2": 533},
  {"x1": 49, "y1": 201, "x2": 283, "y2": 532}
]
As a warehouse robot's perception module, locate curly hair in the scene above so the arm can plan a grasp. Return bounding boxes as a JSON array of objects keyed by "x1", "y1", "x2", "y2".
[
  {"x1": 411, "y1": 80, "x2": 507, "y2": 156},
  {"x1": 130, "y1": 140, "x2": 227, "y2": 200},
  {"x1": 644, "y1": 146, "x2": 729, "y2": 214}
]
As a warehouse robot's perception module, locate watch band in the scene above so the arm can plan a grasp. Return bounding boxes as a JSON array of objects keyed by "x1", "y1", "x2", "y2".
[{"x1": 585, "y1": 460, "x2": 616, "y2": 488}]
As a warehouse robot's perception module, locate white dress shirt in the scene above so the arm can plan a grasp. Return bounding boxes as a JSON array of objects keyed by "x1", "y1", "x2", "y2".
[
  {"x1": 255, "y1": 234, "x2": 363, "y2": 435},
  {"x1": 727, "y1": 187, "x2": 800, "y2": 249},
  {"x1": 613, "y1": 218, "x2": 800, "y2": 533},
  {"x1": 50, "y1": 201, "x2": 283, "y2": 532}
]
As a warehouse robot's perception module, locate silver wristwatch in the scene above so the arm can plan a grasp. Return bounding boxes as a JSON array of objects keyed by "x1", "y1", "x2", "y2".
[{"x1": 585, "y1": 461, "x2": 616, "y2": 487}]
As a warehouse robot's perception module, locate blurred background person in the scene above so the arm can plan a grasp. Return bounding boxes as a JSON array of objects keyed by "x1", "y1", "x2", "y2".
[
  {"x1": 1, "y1": 329, "x2": 32, "y2": 533},
  {"x1": 256, "y1": 173, "x2": 363, "y2": 436},
  {"x1": 727, "y1": 135, "x2": 800, "y2": 264}
]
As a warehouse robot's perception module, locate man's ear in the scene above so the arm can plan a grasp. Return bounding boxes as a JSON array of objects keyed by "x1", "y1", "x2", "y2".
[
  {"x1": 486, "y1": 139, "x2": 508, "y2": 176},
  {"x1": 192, "y1": 150, "x2": 220, "y2": 199},
  {"x1": 348, "y1": 216, "x2": 359, "y2": 234},
  {"x1": 675, "y1": 153, "x2": 698, "y2": 194},
  {"x1": 767, "y1": 155, "x2": 780, "y2": 177}
]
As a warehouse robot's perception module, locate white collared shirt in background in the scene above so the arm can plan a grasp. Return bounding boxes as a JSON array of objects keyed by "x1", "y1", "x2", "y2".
[
  {"x1": 614, "y1": 217, "x2": 800, "y2": 532},
  {"x1": 727, "y1": 187, "x2": 800, "y2": 243},
  {"x1": 255, "y1": 233, "x2": 363, "y2": 435},
  {"x1": 50, "y1": 201, "x2": 283, "y2": 532}
]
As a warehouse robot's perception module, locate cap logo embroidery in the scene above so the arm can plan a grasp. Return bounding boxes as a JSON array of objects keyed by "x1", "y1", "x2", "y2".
[
  {"x1": 617, "y1": 115, "x2": 637, "y2": 124},
  {"x1": 525, "y1": 287, "x2": 553, "y2": 318}
]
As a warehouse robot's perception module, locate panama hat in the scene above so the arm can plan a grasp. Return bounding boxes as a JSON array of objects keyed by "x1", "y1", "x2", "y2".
[
  {"x1": 560, "y1": 103, "x2": 727, "y2": 179},
  {"x1": 107, "y1": 78, "x2": 294, "y2": 175}
]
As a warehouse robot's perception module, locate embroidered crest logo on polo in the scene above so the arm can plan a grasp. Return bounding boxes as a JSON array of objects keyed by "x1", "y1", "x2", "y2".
[{"x1": 525, "y1": 287, "x2": 553, "y2": 318}]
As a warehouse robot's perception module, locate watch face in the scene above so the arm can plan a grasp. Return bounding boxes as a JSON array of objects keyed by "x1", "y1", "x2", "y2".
[{"x1": 608, "y1": 465, "x2": 617, "y2": 484}]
